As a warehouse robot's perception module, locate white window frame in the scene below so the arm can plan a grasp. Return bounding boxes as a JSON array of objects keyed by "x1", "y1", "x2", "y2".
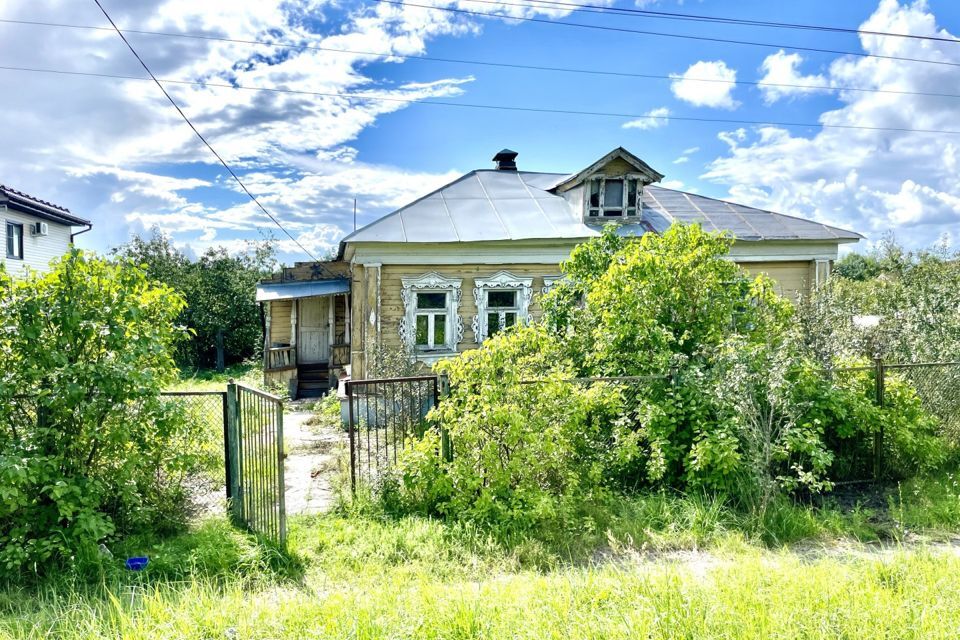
[
  {"x1": 585, "y1": 174, "x2": 641, "y2": 220},
  {"x1": 472, "y1": 271, "x2": 533, "y2": 342},
  {"x1": 399, "y1": 272, "x2": 463, "y2": 355}
]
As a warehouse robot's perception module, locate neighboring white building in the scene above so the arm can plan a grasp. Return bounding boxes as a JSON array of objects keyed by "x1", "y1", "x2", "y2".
[{"x1": 1, "y1": 185, "x2": 91, "y2": 276}]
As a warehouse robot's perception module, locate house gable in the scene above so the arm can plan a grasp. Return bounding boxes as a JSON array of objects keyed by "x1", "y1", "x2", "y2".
[{"x1": 551, "y1": 147, "x2": 665, "y2": 194}]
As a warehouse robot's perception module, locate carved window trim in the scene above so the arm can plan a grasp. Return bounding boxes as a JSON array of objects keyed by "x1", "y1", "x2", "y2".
[
  {"x1": 398, "y1": 272, "x2": 463, "y2": 354},
  {"x1": 541, "y1": 275, "x2": 566, "y2": 296},
  {"x1": 472, "y1": 271, "x2": 533, "y2": 342}
]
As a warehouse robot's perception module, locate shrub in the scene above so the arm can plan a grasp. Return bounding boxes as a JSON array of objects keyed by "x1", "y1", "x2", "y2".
[
  {"x1": 0, "y1": 250, "x2": 198, "y2": 573},
  {"x1": 386, "y1": 325, "x2": 623, "y2": 534}
]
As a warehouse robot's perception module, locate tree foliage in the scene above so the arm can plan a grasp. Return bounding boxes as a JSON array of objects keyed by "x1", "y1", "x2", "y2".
[
  {"x1": 112, "y1": 229, "x2": 276, "y2": 370},
  {"x1": 388, "y1": 225, "x2": 945, "y2": 531},
  {"x1": 0, "y1": 251, "x2": 204, "y2": 573}
]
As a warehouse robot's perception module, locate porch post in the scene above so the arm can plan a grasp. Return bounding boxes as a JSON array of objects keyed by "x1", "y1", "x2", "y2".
[
  {"x1": 290, "y1": 299, "x2": 298, "y2": 348},
  {"x1": 328, "y1": 294, "x2": 336, "y2": 355},
  {"x1": 344, "y1": 293, "x2": 351, "y2": 346},
  {"x1": 263, "y1": 301, "x2": 272, "y2": 375}
]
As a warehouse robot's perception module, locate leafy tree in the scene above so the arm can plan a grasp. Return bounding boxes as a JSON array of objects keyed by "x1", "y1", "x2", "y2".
[
  {"x1": 113, "y1": 229, "x2": 276, "y2": 370},
  {"x1": 0, "y1": 251, "x2": 203, "y2": 573}
]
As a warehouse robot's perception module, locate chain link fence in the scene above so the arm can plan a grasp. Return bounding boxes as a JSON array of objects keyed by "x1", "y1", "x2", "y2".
[{"x1": 157, "y1": 391, "x2": 229, "y2": 514}]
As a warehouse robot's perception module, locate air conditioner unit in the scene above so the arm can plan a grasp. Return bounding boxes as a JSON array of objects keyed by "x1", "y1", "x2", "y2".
[{"x1": 31, "y1": 222, "x2": 49, "y2": 237}]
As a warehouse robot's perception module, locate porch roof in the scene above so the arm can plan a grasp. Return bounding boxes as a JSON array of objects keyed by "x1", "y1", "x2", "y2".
[{"x1": 256, "y1": 278, "x2": 350, "y2": 302}]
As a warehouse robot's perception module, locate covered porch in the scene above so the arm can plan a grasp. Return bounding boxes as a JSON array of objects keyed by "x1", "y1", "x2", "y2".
[{"x1": 256, "y1": 279, "x2": 351, "y2": 399}]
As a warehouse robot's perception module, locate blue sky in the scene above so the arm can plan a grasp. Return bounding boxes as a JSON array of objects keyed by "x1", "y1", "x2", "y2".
[{"x1": 2, "y1": 0, "x2": 959, "y2": 263}]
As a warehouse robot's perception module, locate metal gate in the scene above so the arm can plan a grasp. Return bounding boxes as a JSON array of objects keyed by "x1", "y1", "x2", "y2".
[
  {"x1": 346, "y1": 375, "x2": 441, "y2": 490},
  {"x1": 226, "y1": 382, "x2": 287, "y2": 548}
]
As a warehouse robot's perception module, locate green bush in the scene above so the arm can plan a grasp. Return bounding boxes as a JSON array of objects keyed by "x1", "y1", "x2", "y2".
[
  {"x1": 0, "y1": 251, "x2": 201, "y2": 574},
  {"x1": 385, "y1": 224, "x2": 947, "y2": 533},
  {"x1": 386, "y1": 325, "x2": 625, "y2": 534}
]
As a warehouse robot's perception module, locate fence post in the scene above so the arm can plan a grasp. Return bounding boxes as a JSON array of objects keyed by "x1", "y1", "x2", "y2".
[
  {"x1": 222, "y1": 391, "x2": 232, "y2": 501},
  {"x1": 873, "y1": 357, "x2": 885, "y2": 480},
  {"x1": 347, "y1": 380, "x2": 356, "y2": 494},
  {"x1": 439, "y1": 374, "x2": 452, "y2": 462},
  {"x1": 226, "y1": 380, "x2": 243, "y2": 523},
  {"x1": 276, "y1": 399, "x2": 287, "y2": 548}
]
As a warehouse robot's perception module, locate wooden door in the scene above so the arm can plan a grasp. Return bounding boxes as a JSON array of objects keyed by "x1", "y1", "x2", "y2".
[{"x1": 298, "y1": 297, "x2": 330, "y2": 364}]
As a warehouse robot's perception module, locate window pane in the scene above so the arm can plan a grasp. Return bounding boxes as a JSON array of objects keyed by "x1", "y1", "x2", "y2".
[
  {"x1": 433, "y1": 314, "x2": 446, "y2": 346},
  {"x1": 416, "y1": 292, "x2": 446, "y2": 310},
  {"x1": 604, "y1": 179, "x2": 623, "y2": 208},
  {"x1": 589, "y1": 180, "x2": 601, "y2": 207},
  {"x1": 487, "y1": 312, "x2": 500, "y2": 337},
  {"x1": 504, "y1": 312, "x2": 516, "y2": 328},
  {"x1": 487, "y1": 290, "x2": 516, "y2": 308},
  {"x1": 415, "y1": 315, "x2": 429, "y2": 346},
  {"x1": 5, "y1": 226, "x2": 12, "y2": 258},
  {"x1": 626, "y1": 179, "x2": 638, "y2": 208}
]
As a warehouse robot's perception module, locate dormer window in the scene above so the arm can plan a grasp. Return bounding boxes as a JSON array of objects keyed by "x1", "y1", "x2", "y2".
[{"x1": 586, "y1": 176, "x2": 640, "y2": 218}]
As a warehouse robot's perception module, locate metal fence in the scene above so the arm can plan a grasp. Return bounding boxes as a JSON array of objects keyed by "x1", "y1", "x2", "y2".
[
  {"x1": 158, "y1": 390, "x2": 229, "y2": 499},
  {"x1": 346, "y1": 375, "x2": 440, "y2": 490},
  {"x1": 226, "y1": 383, "x2": 287, "y2": 548},
  {"x1": 342, "y1": 361, "x2": 960, "y2": 492}
]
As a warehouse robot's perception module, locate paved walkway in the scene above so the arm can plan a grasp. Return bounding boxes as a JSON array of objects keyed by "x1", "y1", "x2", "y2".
[{"x1": 283, "y1": 407, "x2": 345, "y2": 515}]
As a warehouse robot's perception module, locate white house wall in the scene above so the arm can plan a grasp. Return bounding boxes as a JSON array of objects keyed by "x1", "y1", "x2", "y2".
[{"x1": 0, "y1": 206, "x2": 73, "y2": 276}]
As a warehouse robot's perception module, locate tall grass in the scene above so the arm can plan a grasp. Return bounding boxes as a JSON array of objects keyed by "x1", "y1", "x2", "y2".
[{"x1": 3, "y1": 544, "x2": 960, "y2": 639}]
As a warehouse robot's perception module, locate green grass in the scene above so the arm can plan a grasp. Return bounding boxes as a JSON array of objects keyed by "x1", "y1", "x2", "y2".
[
  {"x1": 171, "y1": 362, "x2": 262, "y2": 392},
  {"x1": 5, "y1": 473, "x2": 960, "y2": 639}
]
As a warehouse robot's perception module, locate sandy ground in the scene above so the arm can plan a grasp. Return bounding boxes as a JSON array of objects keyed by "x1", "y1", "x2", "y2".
[{"x1": 283, "y1": 406, "x2": 345, "y2": 515}]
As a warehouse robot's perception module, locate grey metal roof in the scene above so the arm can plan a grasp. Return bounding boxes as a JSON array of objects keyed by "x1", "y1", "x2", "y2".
[
  {"x1": 342, "y1": 170, "x2": 861, "y2": 245},
  {"x1": 256, "y1": 278, "x2": 350, "y2": 302}
]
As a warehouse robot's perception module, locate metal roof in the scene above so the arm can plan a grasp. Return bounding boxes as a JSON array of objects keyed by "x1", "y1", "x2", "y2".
[
  {"x1": 255, "y1": 278, "x2": 350, "y2": 302},
  {"x1": 0, "y1": 185, "x2": 90, "y2": 226},
  {"x1": 342, "y1": 170, "x2": 862, "y2": 245}
]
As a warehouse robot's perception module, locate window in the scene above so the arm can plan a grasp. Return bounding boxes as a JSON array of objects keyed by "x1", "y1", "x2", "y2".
[
  {"x1": 399, "y1": 273, "x2": 463, "y2": 354},
  {"x1": 485, "y1": 289, "x2": 519, "y2": 338},
  {"x1": 472, "y1": 271, "x2": 533, "y2": 342},
  {"x1": 414, "y1": 291, "x2": 448, "y2": 350},
  {"x1": 5, "y1": 222, "x2": 23, "y2": 260},
  {"x1": 586, "y1": 176, "x2": 640, "y2": 218}
]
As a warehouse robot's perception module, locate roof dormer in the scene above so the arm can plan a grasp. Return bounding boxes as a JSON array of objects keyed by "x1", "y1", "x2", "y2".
[{"x1": 551, "y1": 147, "x2": 664, "y2": 222}]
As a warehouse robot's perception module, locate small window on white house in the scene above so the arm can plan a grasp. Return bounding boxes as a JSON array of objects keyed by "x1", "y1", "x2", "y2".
[
  {"x1": 399, "y1": 273, "x2": 463, "y2": 355},
  {"x1": 586, "y1": 177, "x2": 640, "y2": 218},
  {"x1": 5, "y1": 222, "x2": 23, "y2": 260}
]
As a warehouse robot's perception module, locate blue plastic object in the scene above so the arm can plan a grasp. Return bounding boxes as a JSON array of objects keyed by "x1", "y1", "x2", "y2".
[{"x1": 125, "y1": 556, "x2": 149, "y2": 571}]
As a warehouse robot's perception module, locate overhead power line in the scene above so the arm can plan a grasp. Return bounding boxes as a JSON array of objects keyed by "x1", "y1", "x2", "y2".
[
  {"x1": 1, "y1": 18, "x2": 957, "y2": 101},
  {"x1": 5, "y1": 62, "x2": 960, "y2": 136},
  {"x1": 453, "y1": 0, "x2": 960, "y2": 45},
  {"x1": 377, "y1": 0, "x2": 960, "y2": 69},
  {"x1": 91, "y1": 0, "x2": 318, "y2": 261}
]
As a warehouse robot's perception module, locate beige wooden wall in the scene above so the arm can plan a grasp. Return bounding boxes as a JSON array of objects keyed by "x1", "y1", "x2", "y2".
[
  {"x1": 269, "y1": 300, "x2": 293, "y2": 345},
  {"x1": 740, "y1": 261, "x2": 816, "y2": 302},
  {"x1": 349, "y1": 258, "x2": 820, "y2": 377}
]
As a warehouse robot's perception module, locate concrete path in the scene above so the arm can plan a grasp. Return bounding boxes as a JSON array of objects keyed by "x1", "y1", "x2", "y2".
[{"x1": 283, "y1": 407, "x2": 345, "y2": 515}]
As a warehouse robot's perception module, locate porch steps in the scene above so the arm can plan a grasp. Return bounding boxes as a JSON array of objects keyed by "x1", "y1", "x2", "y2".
[{"x1": 296, "y1": 363, "x2": 331, "y2": 398}]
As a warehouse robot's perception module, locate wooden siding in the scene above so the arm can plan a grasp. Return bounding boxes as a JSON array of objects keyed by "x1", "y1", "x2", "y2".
[
  {"x1": 741, "y1": 261, "x2": 814, "y2": 302},
  {"x1": 269, "y1": 300, "x2": 292, "y2": 345},
  {"x1": 349, "y1": 258, "x2": 820, "y2": 377},
  {"x1": 379, "y1": 263, "x2": 559, "y2": 353}
]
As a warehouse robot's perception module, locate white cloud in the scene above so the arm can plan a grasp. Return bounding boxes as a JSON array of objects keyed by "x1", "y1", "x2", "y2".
[
  {"x1": 703, "y1": 0, "x2": 960, "y2": 249},
  {"x1": 758, "y1": 50, "x2": 830, "y2": 104},
  {"x1": 622, "y1": 107, "x2": 670, "y2": 130},
  {"x1": 0, "y1": 0, "x2": 582, "y2": 261},
  {"x1": 670, "y1": 60, "x2": 738, "y2": 109}
]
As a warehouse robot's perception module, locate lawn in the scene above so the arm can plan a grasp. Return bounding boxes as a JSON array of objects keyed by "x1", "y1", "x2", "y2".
[
  {"x1": 4, "y1": 475, "x2": 960, "y2": 640},
  {"x1": 171, "y1": 362, "x2": 263, "y2": 392}
]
